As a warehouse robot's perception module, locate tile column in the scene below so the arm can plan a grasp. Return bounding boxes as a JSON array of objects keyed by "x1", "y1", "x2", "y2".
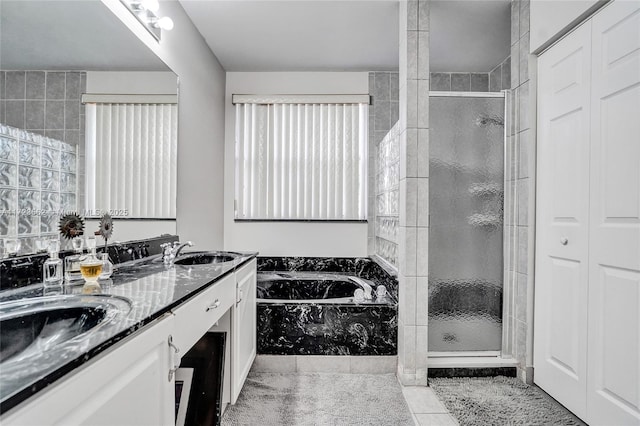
[
  {"x1": 397, "y1": 0, "x2": 429, "y2": 386},
  {"x1": 504, "y1": 0, "x2": 536, "y2": 384}
]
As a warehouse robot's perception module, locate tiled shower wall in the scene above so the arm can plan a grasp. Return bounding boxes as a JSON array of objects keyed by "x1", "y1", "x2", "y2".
[
  {"x1": 0, "y1": 71, "x2": 86, "y2": 147},
  {"x1": 430, "y1": 55, "x2": 511, "y2": 93},
  {"x1": 489, "y1": 56, "x2": 512, "y2": 92},
  {"x1": 367, "y1": 72, "x2": 400, "y2": 262},
  {"x1": 503, "y1": 0, "x2": 535, "y2": 383},
  {"x1": 0, "y1": 71, "x2": 86, "y2": 212},
  {"x1": 429, "y1": 72, "x2": 490, "y2": 92}
]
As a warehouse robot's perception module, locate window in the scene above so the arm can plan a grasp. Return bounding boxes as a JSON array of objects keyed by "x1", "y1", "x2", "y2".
[
  {"x1": 84, "y1": 99, "x2": 177, "y2": 218},
  {"x1": 234, "y1": 95, "x2": 368, "y2": 220}
]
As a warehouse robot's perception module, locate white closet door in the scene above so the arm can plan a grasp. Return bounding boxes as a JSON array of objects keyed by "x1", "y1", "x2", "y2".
[
  {"x1": 587, "y1": 2, "x2": 640, "y2": 425},
  {"x1": 534, "y1": 21, "x2": 592, "y2": 420}
]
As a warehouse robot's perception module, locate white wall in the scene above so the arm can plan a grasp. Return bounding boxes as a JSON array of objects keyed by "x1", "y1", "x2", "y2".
[
  {"x1": 85, "y1": 71, "x2": 178, "y2": 94},
  {"x1": 530, "y1": 0, "x2": 607, "y2": 52},
  {"x1": 103, "y1": 0, "x2": 226, "y2": 250},
  {"x1": 223, "y1": 72, "x2": 369, "y2": 256}
]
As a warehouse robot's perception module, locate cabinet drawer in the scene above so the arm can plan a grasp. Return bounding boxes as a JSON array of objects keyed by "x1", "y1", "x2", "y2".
[{"x1": 172, "y1": 274, "x2": 235, "y2": 352}]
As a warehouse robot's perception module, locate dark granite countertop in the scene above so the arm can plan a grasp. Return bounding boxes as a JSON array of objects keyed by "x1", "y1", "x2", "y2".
[{"x1": 0, "y1": 251, "x2": 257, "y2": 415}]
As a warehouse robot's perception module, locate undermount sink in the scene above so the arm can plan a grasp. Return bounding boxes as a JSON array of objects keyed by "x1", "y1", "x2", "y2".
[
  {"x1": 174, "y1": 251, "x2": 241, "y2": 265},
  {"x1": 0, "y1": 295, "x2": 131, "y2": 364}
]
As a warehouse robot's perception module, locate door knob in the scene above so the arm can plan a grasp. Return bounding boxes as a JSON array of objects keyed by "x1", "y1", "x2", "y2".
[{"x1": 560, "y1": 237, "x2": 568, "y2": 245}]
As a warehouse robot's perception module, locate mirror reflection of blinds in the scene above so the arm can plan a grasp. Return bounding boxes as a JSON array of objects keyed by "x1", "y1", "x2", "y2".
[
  {"x1": 234, "y1": 103, "x2": 368, "y2": 220},
  {"x1": 85, "y1": 103, "x2": 177, "y2": 218}
]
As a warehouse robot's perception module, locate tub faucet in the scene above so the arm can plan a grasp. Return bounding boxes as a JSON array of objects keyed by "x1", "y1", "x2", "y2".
[
  {"x1": 350, "y1": 277, "x2": 372, "y2": 300},
  {"x1": 161, "y1": 241, "x2": 193, "y2": 264}
]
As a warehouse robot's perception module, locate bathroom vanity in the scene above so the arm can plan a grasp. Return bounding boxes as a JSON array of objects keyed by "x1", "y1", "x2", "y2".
[{"x1": 0, "y1": 253, "x2": 257, "y2": 425}]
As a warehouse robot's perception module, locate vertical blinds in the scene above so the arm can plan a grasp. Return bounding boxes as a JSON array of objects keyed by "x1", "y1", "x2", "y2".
[
  {"x1": 85, "y1": 103, "x2": 177, "y2": 218},
  {"x1": 234, "y1": 102, "x2": 368, "y2": 220}
]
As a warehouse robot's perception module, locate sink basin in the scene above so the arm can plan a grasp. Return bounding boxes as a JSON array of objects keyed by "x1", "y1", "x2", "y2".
[
  {"x1": 174, "y1": 251, "x2": 241, "y2": 266},
  {"x1": 0, "y1": 295, "x2": 131, "y2": 364}
]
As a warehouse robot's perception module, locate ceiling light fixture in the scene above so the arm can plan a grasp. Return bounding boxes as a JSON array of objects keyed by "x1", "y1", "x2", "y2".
[
  {"x1": 150, "y1": 16, "x2": 174, "y2": 31},
  {"x1": 119, "y1": 0, "x2": 173, "y2": 41}
]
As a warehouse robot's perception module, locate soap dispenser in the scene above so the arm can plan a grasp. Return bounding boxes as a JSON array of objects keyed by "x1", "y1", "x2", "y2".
[{"x1": 43, "y1": 239, "x2": 63, "y2": 289}]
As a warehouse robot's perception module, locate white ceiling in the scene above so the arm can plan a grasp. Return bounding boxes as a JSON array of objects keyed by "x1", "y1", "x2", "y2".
[
  {"x1": 180, "y1": 0, "x2": 511, "y2": 73},
  {"x1": 430, "y1": 0, "x2": 511, "y2": 72},
  {"x1": 0, "y1": 0, "x2": 169, "y2": 71},
  {"x1": 179, "y1": 0, "x2": 400, "y2": 71}
]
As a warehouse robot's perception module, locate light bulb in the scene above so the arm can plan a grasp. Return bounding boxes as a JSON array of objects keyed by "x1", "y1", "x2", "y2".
[
  {"x1": 157, "y1": 16, "x2": 174, "y2": 30},
  {"x1": 141, "y1": 0, "x2": 159, "y2": 12}
]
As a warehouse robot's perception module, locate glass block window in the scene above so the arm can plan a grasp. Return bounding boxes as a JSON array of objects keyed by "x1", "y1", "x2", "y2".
[
  {"x1": 375, "y1": 121, "x2": 400, "y2": 267},
  {"x1": 0, "y1": 124, "x2": 77, "y2": 253}
]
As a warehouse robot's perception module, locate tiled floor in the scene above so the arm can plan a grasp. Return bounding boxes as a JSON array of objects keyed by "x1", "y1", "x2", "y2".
[{"x1": 401, "y1": 386, "x2": 459, "y2": 426}]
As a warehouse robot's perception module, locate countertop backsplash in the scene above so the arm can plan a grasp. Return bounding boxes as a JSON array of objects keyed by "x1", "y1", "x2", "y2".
[{"x1": 0, "y1": 234, "x2": 179, "y2": 290}]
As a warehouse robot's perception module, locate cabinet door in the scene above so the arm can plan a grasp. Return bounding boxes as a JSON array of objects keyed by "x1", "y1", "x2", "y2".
[
  {"x1": 5, "y1": 315, "x2": 175, "y2": 426},
  {"x1": 534, "y1": 20, "x2": 592, "y2": 420},
  {"x1": 231, "y1": 259, "x2": 257, "y2": 404},
  {"x1": 587, "y1": 2, "x2": 640, "y2": 424}
]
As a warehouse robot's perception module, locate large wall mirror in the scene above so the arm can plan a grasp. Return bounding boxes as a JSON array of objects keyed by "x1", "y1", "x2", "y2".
[{"x1": 0, "y1": 0, "x2": 178, "y2": 256}]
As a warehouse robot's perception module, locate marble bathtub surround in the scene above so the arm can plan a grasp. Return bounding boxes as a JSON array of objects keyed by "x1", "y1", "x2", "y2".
[
  {"x1": 257, "y1": 256, "x2": 399, "y2": 297},
  {"x1": 256, "y1": 257, "x2": 399, "y2": 356},
  {"x1": 0, "y1": 249, "x2": 257, "y2": 413},
  {"x1": 257, "y1": 303, "x2": 397, "y2": 356}
]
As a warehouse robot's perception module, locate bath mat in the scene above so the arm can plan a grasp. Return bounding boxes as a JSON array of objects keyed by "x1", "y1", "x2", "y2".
[
  {"x1": 221, "y1": 372, "x2": 414, "y2": 426},
  {"x1": 429, "y1": 376, "x2": 586, "y2": 426}
]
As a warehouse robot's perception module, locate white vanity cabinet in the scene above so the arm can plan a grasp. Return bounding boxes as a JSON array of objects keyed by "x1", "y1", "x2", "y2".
[
  {"x1": 2, "y1": 259, "x2": 258, "y2": 425},
  {"x1": 3, "y1": 313, "x2": 176, "y2": 426},
  {"x1": 230, "y1": 258, "x2": 257, "y2": 404}
]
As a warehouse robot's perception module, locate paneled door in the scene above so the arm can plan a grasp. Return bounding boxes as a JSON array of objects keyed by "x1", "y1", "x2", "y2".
[
  {"x1": 534, "y1": 21, "x2": 592, "y2": 421},
  {"x1": 587, "y1": 2, "x2": 640, "y2": 424}
]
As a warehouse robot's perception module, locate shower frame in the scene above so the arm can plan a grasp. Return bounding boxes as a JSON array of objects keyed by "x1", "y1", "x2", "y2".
[{"x1": 426, "y1": 90, "x2": 517, "y2": 368}]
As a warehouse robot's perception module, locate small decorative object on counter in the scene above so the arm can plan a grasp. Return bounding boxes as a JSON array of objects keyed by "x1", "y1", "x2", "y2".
[
  {"x1": 58, "y1": 212, "x2": 85, "y2": 240},
  {"x1": 80, "y1": 237, "x2": 103, "y2": 292},
  {"x1": 96, "y1": 213, "x2": 113, "y2": 241},
  {"x1": 43, "y1": 239, "x2": 63, "y2": 289},
  {"x1": 64, "y1": 237, "x2": 85, "y2": 283},
  {"x1": 99, "y1": 253, "x2": 114, "y2": 280},
  {"x1": 95, "y1": 213, "x2": 114, "y2": 280}
]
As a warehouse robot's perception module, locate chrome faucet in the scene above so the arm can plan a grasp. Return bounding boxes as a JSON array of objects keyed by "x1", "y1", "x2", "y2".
[
  {"x1": 161, "y1": 241, "x2": 193, "y2": 265},
  {"x1": 350, "y1": 277, "x2": 373, "y2": 300}
]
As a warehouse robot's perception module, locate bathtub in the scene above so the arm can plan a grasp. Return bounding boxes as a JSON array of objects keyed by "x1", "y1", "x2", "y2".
[{"x1": 256, "y1": 268, "x2": 397, "y2": 356}]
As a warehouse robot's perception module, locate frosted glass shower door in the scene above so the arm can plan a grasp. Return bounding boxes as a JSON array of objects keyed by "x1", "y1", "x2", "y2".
[{"x1": 428, "y1": 95, "x2": 504, "y2": 352}]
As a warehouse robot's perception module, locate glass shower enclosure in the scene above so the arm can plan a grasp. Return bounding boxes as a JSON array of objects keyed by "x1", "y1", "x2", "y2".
[{"x1": 428, "y1": 93, "x2": 505, "y2": 353}]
